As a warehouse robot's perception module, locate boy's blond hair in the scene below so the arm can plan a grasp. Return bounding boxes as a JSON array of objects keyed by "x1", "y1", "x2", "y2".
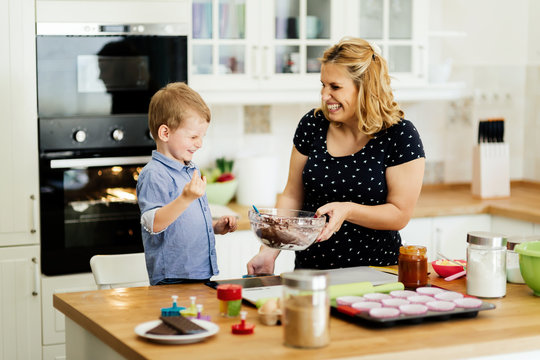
[{"x1": 148, "y1": 82, "x2": 210, "y2": 140}]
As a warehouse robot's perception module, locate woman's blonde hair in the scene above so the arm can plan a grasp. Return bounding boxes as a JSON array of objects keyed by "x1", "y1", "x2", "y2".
[
  {"x1": 316, "y1": 37, "x2": 403, "y2": 135},
  {"x1": 148, "y1": 82, "x2": 210, "y2": 140}
]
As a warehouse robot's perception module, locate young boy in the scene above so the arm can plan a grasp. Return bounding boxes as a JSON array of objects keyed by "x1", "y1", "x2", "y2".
[{"x1": 136, "y1": 82, "x2": 237, "y2": 285}]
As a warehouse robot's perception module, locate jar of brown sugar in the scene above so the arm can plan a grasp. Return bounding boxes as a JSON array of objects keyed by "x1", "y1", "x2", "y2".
[
  {"x1": 282, "y1": 270, "x2": 330, "y2": 349},
  {"x1": 398, "y1": 245, "x2": 428, "y2": 289}
]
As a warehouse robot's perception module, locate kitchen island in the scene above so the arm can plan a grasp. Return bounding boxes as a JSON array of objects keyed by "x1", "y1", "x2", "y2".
[
  {"x1": 54, "y1": 270, "x2": 540, "y2": 360},
  {"x1": 229, "y1": 181, "x2": 540, "y2": 231}
]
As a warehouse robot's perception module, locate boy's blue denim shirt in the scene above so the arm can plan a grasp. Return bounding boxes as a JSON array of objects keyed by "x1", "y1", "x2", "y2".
[{"x1": 137, "y1": 150, "x2": 218, "y2": 285}]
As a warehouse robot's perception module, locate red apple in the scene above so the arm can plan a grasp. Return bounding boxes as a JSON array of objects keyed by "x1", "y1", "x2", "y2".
[{"x1": 216, "y1": 173, "x2": 235, "y2": 182}]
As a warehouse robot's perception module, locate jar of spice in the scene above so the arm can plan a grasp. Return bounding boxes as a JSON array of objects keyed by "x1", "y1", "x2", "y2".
[
  {"x1": 217, "y1": 284, "x2": 242, "y2": 317},
  {"x1": 282, "y1": 270, "x2": 329, "y2": 349},
  {"x1": 467, "y1": 231, "x2": 507, "y2": 298},
  {"x1": 398, "y1": 245, "x2": 428, "y2": 289}
]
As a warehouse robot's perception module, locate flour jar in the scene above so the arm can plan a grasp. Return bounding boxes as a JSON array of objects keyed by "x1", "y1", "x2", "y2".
[
  {"x1": 466, "y1": 231, "x2": 507, "y2": 298},
  {"x1": 282, "y1": 270, "x2": 330, "y2": 349}
]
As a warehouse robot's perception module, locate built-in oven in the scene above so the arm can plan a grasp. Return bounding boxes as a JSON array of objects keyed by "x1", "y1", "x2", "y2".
[{"x1": 37, "y1": 23, "x2": 188, "y2": 275}]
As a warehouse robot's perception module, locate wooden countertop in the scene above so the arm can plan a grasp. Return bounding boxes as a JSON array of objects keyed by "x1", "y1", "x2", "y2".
[
  {"x1": 227, "y1": 181, "x2": 540, "y2": 231},
  {"x1": 54, "y1": 271, "x2": 540, "y2": 360}
]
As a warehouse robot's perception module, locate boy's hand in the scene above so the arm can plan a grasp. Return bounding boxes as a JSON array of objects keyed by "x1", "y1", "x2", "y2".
[
  {"x1": 213, "y1": 216, "x2": 238, "y2": 235},
  {"x1": 181, "y1": 170, "x2": 206, "y2": 201}
]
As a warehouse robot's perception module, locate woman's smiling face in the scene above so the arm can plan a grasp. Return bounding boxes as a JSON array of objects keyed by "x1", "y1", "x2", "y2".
[{"x1": 320, "y1": 63, "x2": 359, "y2": 125}]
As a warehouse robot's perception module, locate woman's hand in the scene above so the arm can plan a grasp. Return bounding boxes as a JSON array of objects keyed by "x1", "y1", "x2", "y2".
[
  {"x1": 247, "y1": 247, "x2": 279, "y2": 275},
  {"x1": 315, "y1": 202, "x2": 352, "y2": 241},
  {"x1": 213, "y1": 215, "x2": 238, "y2": 235}
]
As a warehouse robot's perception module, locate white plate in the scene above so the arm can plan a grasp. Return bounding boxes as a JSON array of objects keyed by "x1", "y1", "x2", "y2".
[{"x1": 134, "y1": 319, "x2": 219, "y2": 344}]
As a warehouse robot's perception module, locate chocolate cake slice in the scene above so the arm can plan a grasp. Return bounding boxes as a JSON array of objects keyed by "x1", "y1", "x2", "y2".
[{"x1": 159, "y1": 316, "x2": 207, "y2": 335}]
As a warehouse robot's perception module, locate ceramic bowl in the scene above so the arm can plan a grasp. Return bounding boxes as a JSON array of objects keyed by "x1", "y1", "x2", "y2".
[
  {"x1": 431, "y1": 259, "x2": 467, "y2": 278},
  {"x1": 248, "y1": 208, "x2": 326, "y2": 251},
  {"x1": 205, "y1": 179, "x2": 238, "y2": 205},
  {"x1": 514, "y1": 241, "x2": 540, "y2": 296}
]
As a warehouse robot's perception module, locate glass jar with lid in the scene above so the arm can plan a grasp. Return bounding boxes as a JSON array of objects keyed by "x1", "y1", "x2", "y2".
[
  {"x1": 282, "y1": 270, "x2": 329, "y2": 349},
  {"x1": 398, "y1": 245, "x2": 428, "y2": 289},
  {"x1": 467, "y1": 231, "x2": 507, "y2": 298},
  {"x1": 506, "y1": 235, "x2": 540, "y2": 283}
]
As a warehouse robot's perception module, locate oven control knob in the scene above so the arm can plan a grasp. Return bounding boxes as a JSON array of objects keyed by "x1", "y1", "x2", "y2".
[
  {"x1": 73, "y1": 130, "x2": 87, "y2": 143},
  {"x1": 111, "y1": 128, "x2": 125, "y2": 142}
]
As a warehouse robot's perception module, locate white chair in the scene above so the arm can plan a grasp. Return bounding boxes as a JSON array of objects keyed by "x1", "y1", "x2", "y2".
[{"x1": 90, "y1": 253, "x2": 150, "y2": 289}]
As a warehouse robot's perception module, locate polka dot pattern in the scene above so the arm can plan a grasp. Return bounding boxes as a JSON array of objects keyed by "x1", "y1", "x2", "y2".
[{"x1": 292, "y1": 109, "x2": 425, "y2": 269}]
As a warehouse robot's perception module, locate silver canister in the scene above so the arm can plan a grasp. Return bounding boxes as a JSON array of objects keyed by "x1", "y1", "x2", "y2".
[
  {"x1": 506, "y1": 235, "x2": 540, "y2": 283},
  {"x1": 466, "y1": 231, "x2": 507, "y2": 298},
  {"x1": 282, "y1": 270, "x2": 330, "y2": 349}
]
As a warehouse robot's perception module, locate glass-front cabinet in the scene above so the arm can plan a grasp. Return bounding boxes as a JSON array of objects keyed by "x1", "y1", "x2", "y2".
[
  {"x1": 189, "y1": 0, "x2": 428, "y2": 103},
  {"x1": 343, "y1": 0, "x2": 428, "y2": 84}
]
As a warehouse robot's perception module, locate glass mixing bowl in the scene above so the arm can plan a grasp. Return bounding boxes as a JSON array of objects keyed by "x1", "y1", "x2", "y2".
[{"x1": 248, "y1": 208, "x2": 326, "y2": 251}]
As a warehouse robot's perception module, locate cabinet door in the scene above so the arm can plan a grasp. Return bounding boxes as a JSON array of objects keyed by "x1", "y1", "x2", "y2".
[
  {"x1": 0, "y1": 0, "x2": 39, "y2": 247},
  {"x1": 41, "y1": 273, "x2": 98, "y2": 346},
  {"x1": 0, "y1": 246, "x2": 41, "y2": 360},
  {"x1": 344, "y1": 0, "x2": 428, "y2": 84},
  {"x1": 433, "y1": 215, "x2": 491, "y2": 260},
  {"x1": 190, "y1": 0, "x2": 256, "y2": 91},
  {"x1": 491, "y1": 215, "x2": 535, "y2": 236},
  {"x1": 400, "y1": 218, "x2": 434, "y2": 260},
  {"x1": 190, "y1": 0, "x2": 335, "y2": 96}
]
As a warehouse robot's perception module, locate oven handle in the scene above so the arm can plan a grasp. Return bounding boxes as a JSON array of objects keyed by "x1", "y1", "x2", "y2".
[{"x1": 50, "y1": 156, "x2": 151, "y2": 169}]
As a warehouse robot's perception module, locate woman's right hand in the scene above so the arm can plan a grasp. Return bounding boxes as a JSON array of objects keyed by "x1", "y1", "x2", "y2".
[{"x1": 247, "y1": 247, "x2": 280, "y2": 275}]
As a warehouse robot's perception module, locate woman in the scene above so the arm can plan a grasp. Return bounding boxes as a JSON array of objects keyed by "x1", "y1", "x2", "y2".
[{"x1": 247, "y1": 37, "x2": 425, "y2": 274}]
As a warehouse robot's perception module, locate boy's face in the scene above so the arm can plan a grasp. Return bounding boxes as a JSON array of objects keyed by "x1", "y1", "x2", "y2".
[{"x1": 157, "y1": 110, "x2": 209, "y2": 164}]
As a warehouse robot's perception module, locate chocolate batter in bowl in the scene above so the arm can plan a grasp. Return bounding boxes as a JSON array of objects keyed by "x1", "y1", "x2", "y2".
[{"x1": 248, "y1": 208, "x2": 326, "y2": 250}]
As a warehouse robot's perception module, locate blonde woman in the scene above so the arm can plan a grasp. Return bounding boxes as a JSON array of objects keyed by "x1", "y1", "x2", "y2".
[{"x1": 248, "y1": 37, "x2": 425, "y2": 274}]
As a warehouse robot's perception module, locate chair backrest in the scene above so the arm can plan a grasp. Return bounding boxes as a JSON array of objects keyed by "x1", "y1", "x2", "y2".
[{"x1": 90, "y1": 253, "x2": 150, "y2": 289}]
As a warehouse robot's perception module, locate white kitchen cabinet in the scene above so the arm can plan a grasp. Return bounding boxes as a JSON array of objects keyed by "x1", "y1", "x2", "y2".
[
  {"x1": 491, "y1": 215, "x2": 538, "y2": 237},
  {"x1": 342, "y1": 0, "x2": 429, "y2": 85},
  {"x1": 401, "y1": 214, "x2": 491, "y2": 261},
  {"x1": 41, "y1": 273, "x2": 98, "y2": 360},
  {"x1": 213, "y1": 230, "x2": 294, "y2": 279},
  {"x1": 0, "y1": 246, "x2": 42, "y2": 360},
  {"x1": 399, "y1": 217, "x2": 433, "y2": 258},
  {"x1": 192, "y1": 0, "x2": 430, "y2": 104},
  {"x1": 0, "y1": 0, "x2": 39, "y2": 247},
  {"x1": 190, "y1": 0, "x2": 331, "y2": 103},
  {"x1": 433, "y1": 214, "x2": 491, "y2": 260}
]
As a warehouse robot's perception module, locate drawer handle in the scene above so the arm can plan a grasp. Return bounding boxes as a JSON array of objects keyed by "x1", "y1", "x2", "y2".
[
  {"x1": 30, "y1": 194, "x2": 37, "y2": 234},
  {"x1": 32, "y1": 257, "x2": 39, "y2": 296}
]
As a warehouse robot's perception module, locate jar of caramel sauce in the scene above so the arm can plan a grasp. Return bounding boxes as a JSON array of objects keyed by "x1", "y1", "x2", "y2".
[{"x1": 398, "y1": 245, "x2": 428, "y2": 289}]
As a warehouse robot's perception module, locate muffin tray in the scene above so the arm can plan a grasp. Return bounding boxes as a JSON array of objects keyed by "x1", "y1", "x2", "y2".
[{"x1": 331, "y1": 296, "x2": 495, "y2": 327}]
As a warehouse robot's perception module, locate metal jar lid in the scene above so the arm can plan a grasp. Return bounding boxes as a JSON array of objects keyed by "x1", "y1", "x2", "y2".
[
  {"x1": 282, "y1": 270, "x2": 328, "y2": 291},
  {"x1": 467, "y1": 231, "x2": 507, "y2": 247},
  {"x1": 507, "y1": 235, "x2": 540, "y2": 250}
]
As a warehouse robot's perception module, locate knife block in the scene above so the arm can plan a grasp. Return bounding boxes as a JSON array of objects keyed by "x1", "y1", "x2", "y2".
[{"x1": 471, "y1": 143, "x2": 510, "y2": 199}]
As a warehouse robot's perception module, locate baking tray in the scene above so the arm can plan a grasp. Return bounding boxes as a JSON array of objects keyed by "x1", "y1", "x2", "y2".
[{"x1": 331, "y1": 299, "x2": 496, "y2": 327}]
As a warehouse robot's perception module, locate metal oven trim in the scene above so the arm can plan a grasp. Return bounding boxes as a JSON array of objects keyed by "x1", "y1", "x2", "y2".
[{"x1": 50, "y1": 156, "x2": 151, "y2": 169}]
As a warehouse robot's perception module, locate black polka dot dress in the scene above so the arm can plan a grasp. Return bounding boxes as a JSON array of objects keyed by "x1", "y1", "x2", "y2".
[{"x1": 293, "y1": 109, "x2": 425, "y2": 270}]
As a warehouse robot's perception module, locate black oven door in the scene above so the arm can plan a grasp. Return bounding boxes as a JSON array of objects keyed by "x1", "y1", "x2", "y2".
[
  {"x1": 36, "y1": 27, "x2": 187, "y2": 118},
  {"x1": 40, "y1": 152, "x2": 150, "y2": 275}
]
